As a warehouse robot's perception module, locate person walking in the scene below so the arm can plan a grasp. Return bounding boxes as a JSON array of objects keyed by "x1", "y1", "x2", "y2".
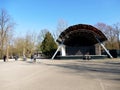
[
  {"x1": 31, "y1": 54, "x2": 34, "y2": 61},
  {"x1": 3, "y1": 55, "x2": 7, "y2": 62},
  {"x1": 33, "y1": 54, "x2": 37, "y2": 62},
  {"x1": 14, "y1": 55, "x2": 19, "y2": 61}
]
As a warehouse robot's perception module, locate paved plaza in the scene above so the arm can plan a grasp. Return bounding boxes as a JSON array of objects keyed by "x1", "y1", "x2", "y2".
[{"x1": 0, "y1": 59, "x2": 120, "y2": 90}]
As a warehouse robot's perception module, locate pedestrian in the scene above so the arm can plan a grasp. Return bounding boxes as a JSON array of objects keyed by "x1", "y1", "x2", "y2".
[
  {"x1": 14, "y1": 55, "x2": 18, "y2": 61},
  {"x1": 31, "y1": 54, "x2": 34, "y2": 61},
  {"x1": 33, "y1": 54, "x2": 37, "y2": 62},
  {"x1": 3, "y1": 55, "x2": 7, "y2": 62}
]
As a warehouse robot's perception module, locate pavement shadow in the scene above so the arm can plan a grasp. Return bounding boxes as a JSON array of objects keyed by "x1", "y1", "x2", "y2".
[
  {"x1": 105, "y1": 62, "x2": 120, "y2": 65},
  {"x1": 24, "y1": 59, "x2": 120, "y2": 81},
  {"x1": 41, "y1": 61, "x2": 120, "y2": 81}
]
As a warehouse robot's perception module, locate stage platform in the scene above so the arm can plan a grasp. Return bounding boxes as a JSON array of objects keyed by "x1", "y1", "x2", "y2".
[{"x1": 55, "y1": 55, "x2": 108, "y2": 60}]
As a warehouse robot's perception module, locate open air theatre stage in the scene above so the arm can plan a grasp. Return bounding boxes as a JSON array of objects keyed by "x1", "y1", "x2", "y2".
[{"x1": 52, "y1": 24, "x2": 113, "y2": 60}]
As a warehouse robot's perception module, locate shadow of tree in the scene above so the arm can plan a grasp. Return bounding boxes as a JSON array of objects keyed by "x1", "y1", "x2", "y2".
[{"x1": 40, "y1": 60, "x2": 120, "y2": 81}]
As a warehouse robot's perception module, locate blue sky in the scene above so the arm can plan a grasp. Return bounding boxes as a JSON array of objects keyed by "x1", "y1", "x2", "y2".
[{"x1": 1, "y1": 0, "x2": 120, "y2": 36}]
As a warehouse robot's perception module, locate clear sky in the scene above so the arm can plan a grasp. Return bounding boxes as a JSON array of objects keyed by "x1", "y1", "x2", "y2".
[{"x1": 0, "y1": 0, "x2": 120, "y2": 36}]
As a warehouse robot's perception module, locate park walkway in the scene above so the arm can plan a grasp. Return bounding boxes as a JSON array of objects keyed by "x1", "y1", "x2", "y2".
[{"x1": 0, "y1": 59, "x2": 120, "y2": 90}]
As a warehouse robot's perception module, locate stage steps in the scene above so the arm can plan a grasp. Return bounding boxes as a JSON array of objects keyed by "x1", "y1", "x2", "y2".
[{"x1": 55, "y1": 55, "x2": 108, "y2": 60}]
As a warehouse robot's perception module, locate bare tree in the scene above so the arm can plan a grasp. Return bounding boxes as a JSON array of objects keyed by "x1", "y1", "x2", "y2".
[
  {"x1": 0, "y1": 9, "x2": 14, "y2": 59},
  {"x1": 54, "y1": 19, "x2": 68, "y2": 40},
  {"x1": 95, "y1": 22, "x2": 118, "y2": 49},
  {"x1": 13, "y1": 37, "x2": 25, "y2": 56},
  {"x1": 13, "y1": 31, "x2": 37, "y2": 58},
  {"x1": 113, "y1": 22, "x2": 120, "y2": 49},
  {"x1": 24, "y1": 31, "x2": 37, "y2": 56},
  {"x1": 37, "y1": 29, "x2": 48, "y2": 43}
]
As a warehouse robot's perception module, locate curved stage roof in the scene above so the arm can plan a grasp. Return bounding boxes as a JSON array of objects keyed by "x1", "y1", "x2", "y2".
[{"x1": 57, "y1": 24, "x2": 107, "y2": 46}]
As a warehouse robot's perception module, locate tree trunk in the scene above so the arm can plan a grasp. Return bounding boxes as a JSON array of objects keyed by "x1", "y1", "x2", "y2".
[{"x1": 6, "y1": 43, "x2": 9, "y2": 61}]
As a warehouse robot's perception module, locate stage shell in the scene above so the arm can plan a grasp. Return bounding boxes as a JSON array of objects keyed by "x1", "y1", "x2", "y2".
[{"x1": 57, "y1": 24, "x2": 107, "y2": 46}]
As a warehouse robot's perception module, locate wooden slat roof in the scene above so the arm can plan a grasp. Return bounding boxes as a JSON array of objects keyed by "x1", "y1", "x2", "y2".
[{"x1": 57, "y1": 24, "x2": 107, "y2": 46}]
